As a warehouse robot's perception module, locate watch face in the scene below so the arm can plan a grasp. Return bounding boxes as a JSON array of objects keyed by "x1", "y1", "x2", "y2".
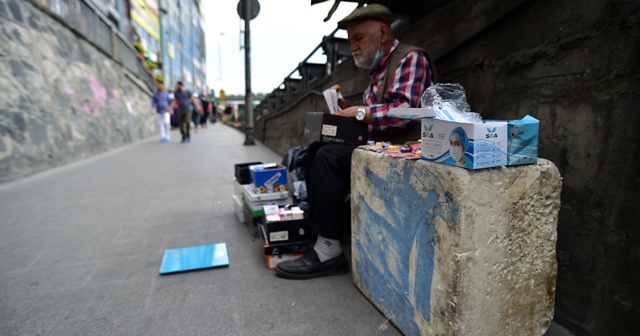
[{"x1": 356, "y1": 108, "x2": 365, "y2": 120}]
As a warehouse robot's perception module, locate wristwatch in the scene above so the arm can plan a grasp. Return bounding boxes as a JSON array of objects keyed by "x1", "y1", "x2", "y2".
[{"x1": 355, "y1": 106, "x2": 366, "y2": 121}]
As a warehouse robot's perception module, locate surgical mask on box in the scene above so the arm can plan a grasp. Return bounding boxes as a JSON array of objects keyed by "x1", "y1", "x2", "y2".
[{"x1": 421, "y1": 119, "x2": 508, "y2": 169}]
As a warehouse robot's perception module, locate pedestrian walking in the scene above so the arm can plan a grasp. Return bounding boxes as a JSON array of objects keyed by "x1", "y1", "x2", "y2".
[
  {"x1": 192, "y1": 93, "x2": 203, "y2": 133},
  {"x1": 171, "y1": 81, "x2": 203, "y2": 143},
  {"x1": 151, "y1": 82, "x2": 172, "y2": 142}
]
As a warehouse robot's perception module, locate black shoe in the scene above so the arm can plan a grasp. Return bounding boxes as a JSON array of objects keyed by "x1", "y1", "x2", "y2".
[{"x1": 274, "y1": 249, "x2": 349, "y2": 280}]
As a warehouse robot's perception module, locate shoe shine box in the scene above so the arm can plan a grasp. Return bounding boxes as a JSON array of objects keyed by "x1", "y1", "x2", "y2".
[
  {"x1": 234, "y1": 161, "x2": 262, "y2": 184},
  {"x1": 259, "y1": 223, "x2": 310, "y2": 269},
  {"x1": 249, "y1": 163, "x2": 288, "y2": 194},
  {"x1": 258, "y1": 224, "x2": 311, "y2": 255},
  {"x1": 304, "y1": 112, "x2": 368, "y2": 145},
  {"x1": 421, "y1": 119, "x2": 508, "y2": 169},
  {"x1": 261, "y1": 207, "x2": 314, "y2": 245}
]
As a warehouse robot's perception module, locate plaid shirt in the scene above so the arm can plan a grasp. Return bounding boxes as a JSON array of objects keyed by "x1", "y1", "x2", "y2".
[
  {"x1": 363, "y1": 39, "x2": 432, "y2": 138},
  {"x1": 152, "y1": 90, "x2": 172, "y2": 113}
]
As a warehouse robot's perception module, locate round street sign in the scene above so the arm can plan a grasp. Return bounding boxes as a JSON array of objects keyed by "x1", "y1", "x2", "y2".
[{"x1": 237, "y1": 0, "x2": 260, "y2": 21}]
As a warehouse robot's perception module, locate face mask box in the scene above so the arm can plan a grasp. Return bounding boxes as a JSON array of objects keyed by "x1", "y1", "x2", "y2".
[
  {"x1": 507, "y1": 115, "x2": 539, "y2": 165},
  {"x1": 421, "y1": 119, "x2": 508, "y2": 169},
  {"x1": 249, "y1": 163, "x2": 288, "y2": 194},
  {"x1": 304, "y1": 112, "x2": 368, "y2": 145}
]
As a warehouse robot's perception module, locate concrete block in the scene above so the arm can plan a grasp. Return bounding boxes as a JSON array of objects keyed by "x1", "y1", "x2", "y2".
[{"x1": 351, "y1": 149, "x2": 562, "y2": 336}]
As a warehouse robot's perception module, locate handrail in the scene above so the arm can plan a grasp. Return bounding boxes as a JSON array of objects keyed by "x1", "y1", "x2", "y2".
[
  {"x1": 283, "y1": 27, "x2": 341, "y2": 81},
  {"x1": 254, "y1": 27, "x2": 345, "y2": 119}
]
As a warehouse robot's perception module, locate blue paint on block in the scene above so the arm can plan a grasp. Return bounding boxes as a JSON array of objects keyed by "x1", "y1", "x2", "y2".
[{"x1": 354, "y1": 163, "x2": 459, "y2": 335}]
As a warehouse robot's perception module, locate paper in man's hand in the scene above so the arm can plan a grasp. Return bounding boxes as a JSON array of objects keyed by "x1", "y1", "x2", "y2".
[{"x1": 323, "y1": 86, "x2": 344, "y2": 114}]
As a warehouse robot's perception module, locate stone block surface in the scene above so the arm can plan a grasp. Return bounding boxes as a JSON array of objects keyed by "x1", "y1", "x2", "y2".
[{"x1": 351, "y1": 149, "x2": 562, "y2": 336}]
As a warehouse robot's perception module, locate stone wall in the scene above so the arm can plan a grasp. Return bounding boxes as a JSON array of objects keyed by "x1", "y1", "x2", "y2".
[
  {"x1": 255, "y1": 0, "x2": 640, "y2": 334},
  {"x1": 0, "y1": 0, "x2": 155, "y2": 183}
]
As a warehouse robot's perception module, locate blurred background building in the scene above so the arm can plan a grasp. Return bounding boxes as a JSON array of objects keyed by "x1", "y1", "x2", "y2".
[{"x1": 90, "y1": 0, "x2": 206, "y2": 93}]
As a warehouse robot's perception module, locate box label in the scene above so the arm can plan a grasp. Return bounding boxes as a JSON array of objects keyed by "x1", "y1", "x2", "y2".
[
  {"x1": 270, "y1": 230, "x2": 289, "y2": 242},
  {"x1": 249, "y1": 164, "x2": 288, "y2": 194},
  {"x1": 322, "y1": 124, "x2": 337, "y2": 136},
  {"x1": 421, "y1": 119, "x2": 507, "y2": 169}
]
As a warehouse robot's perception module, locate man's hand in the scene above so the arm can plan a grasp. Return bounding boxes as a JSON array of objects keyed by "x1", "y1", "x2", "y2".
[{"x1": 337, "y1": 98, "x2": 351, "y2": 110}]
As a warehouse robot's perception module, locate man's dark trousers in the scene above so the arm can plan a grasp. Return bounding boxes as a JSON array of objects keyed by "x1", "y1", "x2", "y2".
[
  {"x1": 304, "y1": 142, "x2": 357, "y2": 240},
  {"x1": 178, "y1": 111, "x2": 192, "y2": 138}
]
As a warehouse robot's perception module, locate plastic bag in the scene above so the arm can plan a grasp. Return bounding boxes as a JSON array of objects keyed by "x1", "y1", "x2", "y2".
[
  {"x1": 281, "y1": 146, "x2": 308, "y2": 202},
  {"x1": 420, "y1": 83, "x2": 482, "y2": 123}
]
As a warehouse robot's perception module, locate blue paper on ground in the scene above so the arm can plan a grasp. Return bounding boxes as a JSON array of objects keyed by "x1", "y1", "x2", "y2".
[{"x1": 159, "y1": 242, "x2": 229, "y2": 275}]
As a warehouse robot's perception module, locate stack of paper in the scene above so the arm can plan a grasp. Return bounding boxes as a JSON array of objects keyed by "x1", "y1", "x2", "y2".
[{"x1": 323, "y1": 88, "x2": 343, "y2": 114}]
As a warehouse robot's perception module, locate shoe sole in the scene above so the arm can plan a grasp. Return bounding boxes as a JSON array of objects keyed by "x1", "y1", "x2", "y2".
[{"x1": 274, "y1": 265, "x2": 349, "y2": 280}]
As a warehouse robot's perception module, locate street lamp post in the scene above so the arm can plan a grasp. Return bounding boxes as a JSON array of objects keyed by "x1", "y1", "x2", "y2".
[
  {"x1": 243, "y1": 0, "x2": 254, "y2": 145},
  {"x1": 218, "y1": 32, "x2": 224, "y2": 86}
]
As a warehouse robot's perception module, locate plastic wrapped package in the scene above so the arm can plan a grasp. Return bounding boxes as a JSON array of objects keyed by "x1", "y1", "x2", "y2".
[{"x1": 420, "y1": 83, "x2": 482, "y2": 123}]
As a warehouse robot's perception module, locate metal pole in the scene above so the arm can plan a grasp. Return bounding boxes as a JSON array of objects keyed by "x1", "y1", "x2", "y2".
[
  {"x1": 178, "y1": 0, "x2": 182, "y2": 87},
  {"x1": 243, "y1": 0, "x2": 254, "y2": 145},
  {"x1": 218, "y1": 32, "x2": 224, "y2": 84},
  {"x1": 158, "y1": 0, "x2": 163, "y2": 84}
]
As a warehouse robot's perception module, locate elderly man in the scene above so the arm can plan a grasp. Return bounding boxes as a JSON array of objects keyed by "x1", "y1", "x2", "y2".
[{"x1": 275, "y1": 4, "x2": 435, "y2": 279}]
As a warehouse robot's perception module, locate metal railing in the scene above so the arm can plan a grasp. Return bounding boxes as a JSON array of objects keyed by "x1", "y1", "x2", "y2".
[
  {"x1": 30, "y1": 0, "x2": 156, "y2": 91},
  {"x1": 253, "y1": 28, "x2": 353, "y2": 120}
]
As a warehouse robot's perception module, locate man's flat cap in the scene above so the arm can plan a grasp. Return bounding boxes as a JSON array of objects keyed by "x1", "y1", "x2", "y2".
[{"x1": 337, "y1": 4, "x2": 393, "y2": 29}]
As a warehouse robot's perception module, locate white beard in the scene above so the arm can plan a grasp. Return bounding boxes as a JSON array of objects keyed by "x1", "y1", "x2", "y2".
[{"x1": 353, "y1": 32, "x2": 381, "y2": 69}]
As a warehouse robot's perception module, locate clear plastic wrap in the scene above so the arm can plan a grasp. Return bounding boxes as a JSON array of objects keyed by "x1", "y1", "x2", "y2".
[{"x1": 420, "y1": 83, "x2": 482, "y2": 123}]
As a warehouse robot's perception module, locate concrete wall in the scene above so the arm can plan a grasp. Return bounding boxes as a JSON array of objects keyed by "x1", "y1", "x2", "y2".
[
  {"x1": 0, "y1": 0, "x2": 155, "y2": 183},
  {"x1": 255, "y1": 0, "x2": 639, "y2": 334}
]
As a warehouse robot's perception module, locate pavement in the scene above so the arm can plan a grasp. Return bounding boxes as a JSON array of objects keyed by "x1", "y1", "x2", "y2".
[{"x1": 0, "y1": 122, "x2": 573, "y2": 336}]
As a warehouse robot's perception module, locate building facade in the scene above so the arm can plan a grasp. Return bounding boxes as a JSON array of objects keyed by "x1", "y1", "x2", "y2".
[
  {"x1": 90, "y1": 0, "x2": 206, "y2": 93},
  {"x1": 160, "y1": 0, "x2": 206, "y2": 93}
]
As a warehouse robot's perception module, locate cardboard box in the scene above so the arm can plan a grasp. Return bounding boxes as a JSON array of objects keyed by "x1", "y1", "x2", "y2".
[
  {"x1": 234, "y1": 162, "x2": 262, "y2": 184},
  {"x1": 508, "y1": 115, "x2": 539, "y2": 165},
  {"x1": 265, "y1": 252, "x2": 304, "y2": 270},
  {"x1": 263, "y1": 241, "x2": 311, "y2": 255},
  {"x1": 232, "y1": 194, "x2": 244, "y2": 224},
  {"x1": 304, "y1": 112, "x2": 368, "y2": 145},
  {"x1": 388, "y1": 107, "x2": 435, "y2": 119},
  {"x1": 262, "y1": 215, "x2": 315, "y2": 244},
  {"x1": 249, "y1": 163, "x2": 288, "y2": 194},
  {"x1": 242, "y1": 185, "x2": 289, "y2": 213},
  {"x1": 243, "y1": 200, "x2": 263, "y2": 238},
  {"x1": 421, "y1": 119, "x2": 508, "y2": 169},
  {"x1": 233, "y1": 177, "x2": 246, "y2": 200},
  {"x1": 258, "y1": 224, "x2": 312, "y2": 255}
]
